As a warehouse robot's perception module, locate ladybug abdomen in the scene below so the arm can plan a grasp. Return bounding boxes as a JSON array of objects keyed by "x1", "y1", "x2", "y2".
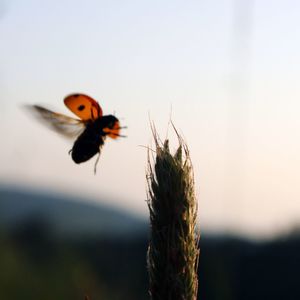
[{"x1": 71, "y1": 127, "x2": 105, "y2": 164}]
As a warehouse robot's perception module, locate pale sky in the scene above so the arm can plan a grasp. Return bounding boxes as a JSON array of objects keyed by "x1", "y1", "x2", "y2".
[{"x1": 1, "y1": 0, "x2": 300, "y2": 238}]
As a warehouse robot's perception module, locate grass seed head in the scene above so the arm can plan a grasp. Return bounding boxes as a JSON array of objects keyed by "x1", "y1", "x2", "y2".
[{"x1": 147, "y1": 126, "x2": 200, "y2": 300}]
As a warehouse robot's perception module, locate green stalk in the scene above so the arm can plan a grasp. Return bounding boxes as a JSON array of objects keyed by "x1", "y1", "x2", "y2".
[{"x1": 147, "y1": 126, "x2": 200, "y2": 300}]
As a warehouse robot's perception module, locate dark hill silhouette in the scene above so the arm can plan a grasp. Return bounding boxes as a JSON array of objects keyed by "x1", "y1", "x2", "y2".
[
  {"x1": 1, "y1": 185, "x2": 300, "y2": 299},
  {"x1": 0, "y1": 185, "x2": 147, "y2": 238}
]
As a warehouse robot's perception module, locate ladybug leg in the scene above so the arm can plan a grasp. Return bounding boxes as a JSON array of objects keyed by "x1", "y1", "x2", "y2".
[{"x1": 94, "y1": 151, "x2": 101, "y2": 175}]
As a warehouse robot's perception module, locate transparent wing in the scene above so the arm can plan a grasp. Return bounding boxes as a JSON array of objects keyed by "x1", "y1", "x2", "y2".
[{"x1": 26, "y1": 105, "x2": 85, "y2": 139}]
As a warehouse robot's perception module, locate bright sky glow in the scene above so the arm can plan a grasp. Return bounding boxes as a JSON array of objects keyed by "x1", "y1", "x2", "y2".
[{"x1": 1, "y1": 0, "x2": 300, "y2": 238}]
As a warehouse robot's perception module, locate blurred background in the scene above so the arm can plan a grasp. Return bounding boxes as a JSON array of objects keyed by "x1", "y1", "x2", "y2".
[{"x1": 1, "y1": 0, "x2": 300, "y2": 299}]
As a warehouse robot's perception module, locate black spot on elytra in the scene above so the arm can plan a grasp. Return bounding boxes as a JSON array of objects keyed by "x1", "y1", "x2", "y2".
[{"x1": 78, "y1": 105, "x2": 85, "y2": 111}]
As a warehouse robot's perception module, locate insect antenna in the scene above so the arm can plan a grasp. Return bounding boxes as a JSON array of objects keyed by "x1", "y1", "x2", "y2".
[
  {"x1": 94, "y1": 152, "x2": 101, "y2": 175},
  {"x1": 109, "y1": 132, "x2": 127, "y2": 138}
]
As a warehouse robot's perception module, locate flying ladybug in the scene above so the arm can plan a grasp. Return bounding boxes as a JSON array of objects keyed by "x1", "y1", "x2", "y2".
[{"x1": 28, "y1": 93, "x2": 125, "y2": 173}]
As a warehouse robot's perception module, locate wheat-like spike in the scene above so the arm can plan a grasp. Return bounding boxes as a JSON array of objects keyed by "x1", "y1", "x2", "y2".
[{"x1": 147, "y1": 125, "x2": 200, "y2": 300}]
